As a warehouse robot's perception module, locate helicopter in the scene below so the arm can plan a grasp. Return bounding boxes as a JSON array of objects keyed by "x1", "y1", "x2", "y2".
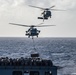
[
  {"x1": 9, "y1": 23, "x2": 56, "y2": 39},
  {"x1": 29, "y1": 5, "x2": 65, "y2": 21}
]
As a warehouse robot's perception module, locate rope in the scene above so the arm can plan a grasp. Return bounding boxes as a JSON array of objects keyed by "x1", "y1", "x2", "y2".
[{"x1": 32, "y1": 38, "x2": 36, "y2": 51}]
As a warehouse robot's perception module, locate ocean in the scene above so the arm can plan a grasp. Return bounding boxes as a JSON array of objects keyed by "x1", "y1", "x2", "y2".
[{"x1": 0, "y1": 37, "x2": 76, "y2": 75}]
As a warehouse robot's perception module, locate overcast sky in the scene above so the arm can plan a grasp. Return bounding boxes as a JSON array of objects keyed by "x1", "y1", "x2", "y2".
[{"x1": 0, "y1": 0, "x2": 76, "y2": 37}]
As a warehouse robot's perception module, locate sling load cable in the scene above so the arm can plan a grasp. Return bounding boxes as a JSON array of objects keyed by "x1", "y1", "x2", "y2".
[{"x1": 32, "y1": 37, "x2": 37, "y2": 51}]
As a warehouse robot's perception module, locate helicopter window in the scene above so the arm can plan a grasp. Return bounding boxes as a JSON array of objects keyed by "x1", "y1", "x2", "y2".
[{"x1": 13, "y1": 71, "x2": 22, "y2": 75}]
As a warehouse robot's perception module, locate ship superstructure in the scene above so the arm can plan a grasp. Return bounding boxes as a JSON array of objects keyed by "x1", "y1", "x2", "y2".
[{"x1": 0, "y1": 53, "x2": 57, "y2": 75}]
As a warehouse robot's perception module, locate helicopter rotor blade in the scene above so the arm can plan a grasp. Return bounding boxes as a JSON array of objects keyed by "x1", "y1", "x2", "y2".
[
  {"x1": 9, "y1": 23, "x2": 56, "y2": 27},
  {"x1": 35, "y1": 25, "x2": 56, "y2": 27},
  {"x1": 37, "y1": 23, "x2": 44, "y2": 25},
  {"x1": 50, "y1": 9, "x2": 66, "y2": 11},
  {"x1": 29, "y1": 5, "x2": 45, "y2": 10},
  {"x1": 49, "y1": 5, "x2": 55, "y2": 9},
  {"x1": 29, "y1": 5, "x2": 66, "y2": 11},
  {"x1": 9, "y1": 23, "x2": 31, "y2": 27}
]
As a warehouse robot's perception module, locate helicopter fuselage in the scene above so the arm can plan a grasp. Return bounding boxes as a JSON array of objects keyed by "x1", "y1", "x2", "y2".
[
  {"x1": 26, "y1": 27, "x2": 40, "y2": 38},
  {"x1": 38, "y1": 10, "x2": 51, "y2": 20}
]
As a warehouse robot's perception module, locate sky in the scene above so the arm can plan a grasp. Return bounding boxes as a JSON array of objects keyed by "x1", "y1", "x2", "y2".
[{"x1": 0, "y1": 0, "x2": 76, "y2": 37}]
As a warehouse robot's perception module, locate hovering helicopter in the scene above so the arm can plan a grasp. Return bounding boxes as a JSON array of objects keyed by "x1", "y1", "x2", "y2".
[
  {"x1": 29, "y1": 5, "x2": 65, "y2": 21},
  {"x1": 9, "y1": 23, "x2": 56, "y2": 39}
]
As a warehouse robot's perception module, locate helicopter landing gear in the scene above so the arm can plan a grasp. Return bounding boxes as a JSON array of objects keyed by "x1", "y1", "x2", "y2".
[
  {"x1": 28, "y1": 35, "x2": 30, "y2": 38},
  {"x1": 50, "y1": 15, "x2": 52, "y2": 18},
  {"x1": 32, "y1": 36, "x2": 34, "y2": 39},
  {"x1": 37, "y1": 35, "x2": 38, "y2": 38}
]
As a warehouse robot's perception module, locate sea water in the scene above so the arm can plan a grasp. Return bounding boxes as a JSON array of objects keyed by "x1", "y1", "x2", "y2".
[{"x1": 0, "y1": 37, "x2": 76, "y2": 75}]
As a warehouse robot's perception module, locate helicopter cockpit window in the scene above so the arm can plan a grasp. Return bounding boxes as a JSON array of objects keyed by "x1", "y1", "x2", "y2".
[{"x1": 13, "y1": 71, "x2": 22, "y2": 75}]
